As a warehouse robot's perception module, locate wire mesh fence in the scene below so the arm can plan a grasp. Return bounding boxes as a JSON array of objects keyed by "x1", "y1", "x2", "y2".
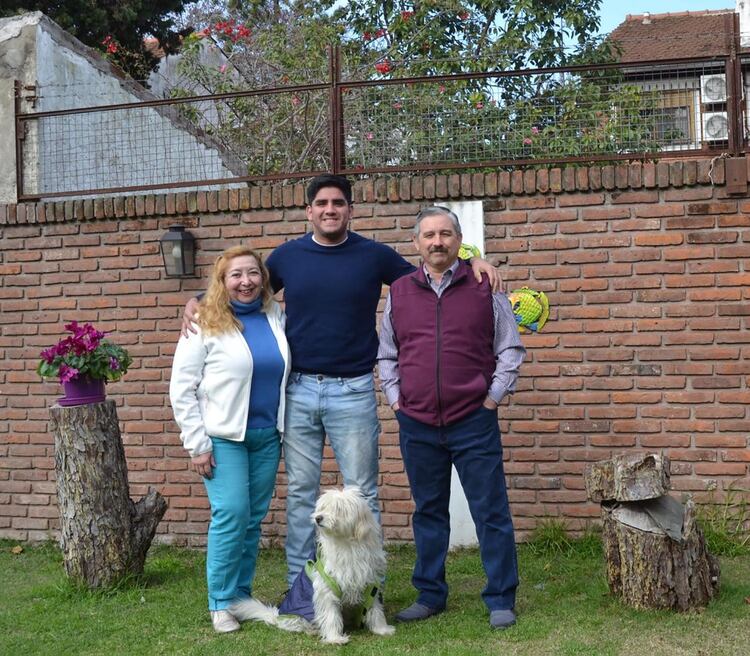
[{"x1": 15, "y1": 51, "x2": 747, "y2": 200}]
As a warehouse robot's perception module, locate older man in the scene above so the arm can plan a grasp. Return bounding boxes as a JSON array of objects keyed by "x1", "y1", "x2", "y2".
[{"x1": 377, "y1": 206, "x2": 526, "y2": 629}]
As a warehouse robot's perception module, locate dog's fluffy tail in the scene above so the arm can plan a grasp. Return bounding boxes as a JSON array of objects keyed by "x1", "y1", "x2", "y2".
[
  {"x1": 231, "y1": 598, "x2": 314, "y2": 634},
  {"x1": 231, "y1": 598, "x2": 279, "y2": 625}
]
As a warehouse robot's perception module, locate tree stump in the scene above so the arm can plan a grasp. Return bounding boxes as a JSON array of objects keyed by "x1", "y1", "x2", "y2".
[
  {"x1": 585, "y1": 453, "x2": 671, "y2": 503},
  {"x1": 585, "y1": 453, "x2": 719, "y2": 611},
  {"x1": 49, "y1": 400, "x2": 167, "y2": 588}
]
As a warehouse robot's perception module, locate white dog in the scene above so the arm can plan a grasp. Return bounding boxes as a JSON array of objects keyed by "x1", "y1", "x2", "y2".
[{"x1": 231, "y1": 486, "x2": 395, "y2": 644}]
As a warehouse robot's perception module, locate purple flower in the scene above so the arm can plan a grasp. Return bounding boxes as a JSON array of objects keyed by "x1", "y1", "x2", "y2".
[
  {"x1": 40, "y1": 347, "x2": 56, "y2": 364},
  {"x1": 38, "y1": 321, "x2": 130, "y2": 385},
  {"x1": 59, "y1": 364, "x2": 79, "y2": 383}
]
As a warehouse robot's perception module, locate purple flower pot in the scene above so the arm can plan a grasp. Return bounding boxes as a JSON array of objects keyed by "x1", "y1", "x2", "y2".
[{"x1": 59, "y1": 376, "x2": 106, "y2": 407}]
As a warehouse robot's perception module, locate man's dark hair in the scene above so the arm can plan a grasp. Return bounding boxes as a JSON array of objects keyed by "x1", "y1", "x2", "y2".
[{"x1": 306, "y1": 174, "x2": 353, "y2": 205}]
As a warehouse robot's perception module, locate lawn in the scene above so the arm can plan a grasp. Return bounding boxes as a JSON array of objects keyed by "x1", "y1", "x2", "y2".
[{"x1": 1, "y1": 537, "x2": 748, "y2": 656}]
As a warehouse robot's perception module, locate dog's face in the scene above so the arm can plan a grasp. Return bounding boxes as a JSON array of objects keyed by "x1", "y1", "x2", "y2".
[{"x1": 312, "y1": 487, "x2": 377, "y2": 541}]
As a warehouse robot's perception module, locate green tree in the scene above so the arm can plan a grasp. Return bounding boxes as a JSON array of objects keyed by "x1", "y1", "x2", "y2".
[
  {"x1": 0, "y1": 0, "x2": 193, "y2": 80},
  {"x1": 167, "y1": 0, "x2": 660, "y2": 175},
  {"x1": 339, "y1": 0, "x2": 607, "y2": 76},
  {"x1": 173, "y1": 1, "x2": 341, "y2": 174}
]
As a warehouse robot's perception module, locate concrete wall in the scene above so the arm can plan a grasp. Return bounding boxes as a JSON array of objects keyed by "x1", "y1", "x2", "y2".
[
  {"x1": 0, "y1": 79, "x2": 16, "y2": 204},
  {"x1": 1, "y1": 162, "x2": 749, "y2": 547},
  {"x1": 0, "y1": 12, "x2": 244, "y2": 202}
]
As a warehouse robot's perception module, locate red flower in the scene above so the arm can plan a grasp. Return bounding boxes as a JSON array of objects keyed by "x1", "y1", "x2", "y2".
[
  {"x1": 458, "y1": 11, "x2": 470, "y2": 20},
  {"x1": 101, "y1": 35, "x2": 118, "y2": 54},
  {"x1": 401, "y1": 11, "x2": 414, "y2": 21},
  {"x1": 375, "y1": 28, "x2": 386, "y2": 38},
  {"x1": 374, "y1": 60, "x2": 392, "y2": 75},
  {"x1": 363, "y1": 31, "x2": 373, "y2": 41}
]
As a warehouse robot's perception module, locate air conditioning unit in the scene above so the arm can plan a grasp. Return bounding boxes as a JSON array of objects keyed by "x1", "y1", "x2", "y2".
[
  {"x1": 700, "y1": 74, "x2": 727, "y2": 103},
  {"x1": 702, "y1": 111, "x2": 729, "y2": 142}
]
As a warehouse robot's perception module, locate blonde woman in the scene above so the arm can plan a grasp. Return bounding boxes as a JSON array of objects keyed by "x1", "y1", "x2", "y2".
[{"x1": 170, "y1": 245, "x2": 290, "y2": 633}]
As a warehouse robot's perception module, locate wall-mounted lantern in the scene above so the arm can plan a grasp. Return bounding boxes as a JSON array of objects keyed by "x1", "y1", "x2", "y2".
[{"x1": 160, "y1": 225, "x2": 196, "y2": 278}]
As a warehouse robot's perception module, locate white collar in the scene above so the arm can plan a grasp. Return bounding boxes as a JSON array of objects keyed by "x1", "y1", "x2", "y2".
[{"x1": 312, "y1": 233, "x2": 349, "y2": 247}]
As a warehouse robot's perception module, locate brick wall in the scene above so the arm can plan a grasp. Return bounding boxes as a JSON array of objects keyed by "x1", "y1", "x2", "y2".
[{"x1": 1, "y1": 159, "x2": 749, "y2": 545}]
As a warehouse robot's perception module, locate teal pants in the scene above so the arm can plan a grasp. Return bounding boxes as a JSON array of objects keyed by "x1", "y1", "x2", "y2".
[{"x1": 203, "y1": 427, "x2": 281, "y2": 610}]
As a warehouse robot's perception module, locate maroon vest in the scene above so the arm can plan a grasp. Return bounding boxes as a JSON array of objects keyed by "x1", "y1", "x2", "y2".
[{"x1": 389, "y1": 260, "x2": 495, "y2": 426}]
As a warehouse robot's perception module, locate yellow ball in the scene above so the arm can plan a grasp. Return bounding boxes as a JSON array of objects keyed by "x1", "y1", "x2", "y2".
[
  {"x1": 509, "y1": 290, "x2": 543, "y2": 325},
  {"x1": 458, "y1": 243, "x2": 481, "y2": 260}
]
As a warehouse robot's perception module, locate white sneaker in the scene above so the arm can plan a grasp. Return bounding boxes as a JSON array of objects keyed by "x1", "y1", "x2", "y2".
[{"x1": 211, "y1": 610, "x2": 240, "y2": 633}]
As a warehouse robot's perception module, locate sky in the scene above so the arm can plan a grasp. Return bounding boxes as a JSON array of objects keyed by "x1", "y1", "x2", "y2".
[{"x1": 597, "y1": 0, "x2": 735, "y2": 34}]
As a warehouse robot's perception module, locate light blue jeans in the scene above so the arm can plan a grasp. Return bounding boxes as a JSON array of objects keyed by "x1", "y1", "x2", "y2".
[
  {"x1": 203, "y1": 427, "x2": 280, "y2": 610},
  {"x1": 282, "y1": 372, "x2": 381, "y2": 585}
]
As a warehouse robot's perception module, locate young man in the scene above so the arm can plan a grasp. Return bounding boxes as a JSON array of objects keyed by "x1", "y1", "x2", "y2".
[
  {"x1": 377, "y1": 206, "x2": 525, "y2": 629},
  {"x1": 183, "y1": 176, "x2": 500, "y2": 586}
]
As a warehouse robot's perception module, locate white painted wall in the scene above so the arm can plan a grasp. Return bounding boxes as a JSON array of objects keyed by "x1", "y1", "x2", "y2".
[
  {"x1": 0, "y1": 12, "x2": 244, "y2": 201},
  {"x1": 443, "y1": 199, "x2": 484, "y2": 549},
  {"x1": 738, "y1": 1, "x2": 750, "y2": 48},
  {"x1": 0, "y1": 79, "x2": 16, "y2": 201}
]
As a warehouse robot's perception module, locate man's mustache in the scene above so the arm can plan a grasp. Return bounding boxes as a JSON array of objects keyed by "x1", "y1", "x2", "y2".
[{"x1": 428, "y1": 246, "x2": 448, "y2": 253}]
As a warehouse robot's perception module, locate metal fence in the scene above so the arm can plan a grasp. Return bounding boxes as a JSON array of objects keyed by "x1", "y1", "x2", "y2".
[{"x1": 14, "y1": 48, "x2": 749, "y2": 200}]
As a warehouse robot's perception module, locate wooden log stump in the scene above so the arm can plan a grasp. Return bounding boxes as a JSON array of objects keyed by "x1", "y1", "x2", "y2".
[
  {"x1": 601, "y1": 498, "x2": 720, "y2": 611},
  {"x1": 49, "y1": 400, "x2": 167, "y2": 588},
  {"x1": 586, "y1": 453, "x2": 719, "y2": 611},
  {"x1": 585, "y1": 453, "x2": 670, "y2": 503}
]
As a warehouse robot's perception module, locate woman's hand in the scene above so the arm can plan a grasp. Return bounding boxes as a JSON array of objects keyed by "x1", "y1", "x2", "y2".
[
  {"x1": 191, "y1": 451, "x2": 215, "y2": 479},
  {"x1": 181, "y1": 297, "x2": 201, "y2": 337}
]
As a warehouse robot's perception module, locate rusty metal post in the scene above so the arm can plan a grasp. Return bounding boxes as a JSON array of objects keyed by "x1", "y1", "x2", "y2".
[
  {"x1": 724, "y1": 12, "x2": 743, "y2": 155},
  {"x1": 328, "y1": 45, "x2": 345, "y2": 174},
  {"x1": 13, "y1": 80, "x2": 25, "y2": 202}
]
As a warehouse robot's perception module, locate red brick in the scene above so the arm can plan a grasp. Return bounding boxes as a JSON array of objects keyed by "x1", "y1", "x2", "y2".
[
  {"x1": 641, "y1": 435, "x2": 691, "y2": 448},
  {"x1": 694, "y1": 463, "x2": 747, "y2": 476},
  {"x1": 610, "y1": 190, "x2": 658, "y2": 204},
  {"x1": 635, "y1": 233, "x2": 684, "y2": 247},
  {"x1": 687, "y1": 201, "x2": 737, "y2": 215}
]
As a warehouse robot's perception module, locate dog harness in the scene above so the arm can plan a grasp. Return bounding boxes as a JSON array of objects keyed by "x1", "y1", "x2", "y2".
[{"x1": 278, "y1": 547, "x2": 381, "y2": 626}]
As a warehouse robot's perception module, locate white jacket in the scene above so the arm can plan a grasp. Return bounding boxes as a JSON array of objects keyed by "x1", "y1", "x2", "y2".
[{"x1": 169, "y1": 301, "x2": 291, "y2": 457}]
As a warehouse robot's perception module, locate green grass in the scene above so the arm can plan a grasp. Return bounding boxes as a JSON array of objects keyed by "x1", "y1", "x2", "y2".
[
  {"x1": 1, "y1": 538, "x2": 749, "y2": 656},
  {"x1": 698, "y1": 486, "x2": 750, "y2": 557}
]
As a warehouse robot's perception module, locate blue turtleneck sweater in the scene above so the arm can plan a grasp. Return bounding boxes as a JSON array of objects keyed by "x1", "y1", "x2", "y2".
[{"x1": 230, "y1": 299, "x2": 284, "y2": 430}]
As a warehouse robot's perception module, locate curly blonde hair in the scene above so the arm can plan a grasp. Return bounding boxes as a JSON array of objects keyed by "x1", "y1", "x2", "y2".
[{"x1": 198, "y1": 245, "x2": 274, "y2": 336}]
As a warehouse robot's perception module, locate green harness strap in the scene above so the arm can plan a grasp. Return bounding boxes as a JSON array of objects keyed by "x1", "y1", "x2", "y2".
[
  {"x1": 305, "y1": 554, "x2": 342, "y2": 599},
  {"x1": 305, "y1": 549, "x2": 381, "y2": 627}
]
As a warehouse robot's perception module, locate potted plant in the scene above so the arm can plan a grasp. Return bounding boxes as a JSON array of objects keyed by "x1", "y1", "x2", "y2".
[{"x1": 37, "y1": 321, "x2": 132, "y2": 406}]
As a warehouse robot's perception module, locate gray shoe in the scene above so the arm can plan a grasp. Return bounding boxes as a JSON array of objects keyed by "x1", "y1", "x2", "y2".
[
  {"x1": 211, "y1": 609, "x2": 240, "y2": 633},
  {"x1": 395, "y1": 602, "x2": 443, "y2": 622},
  {"x1": 489, "y1": 608, "x2": 516, "y2": 629}
]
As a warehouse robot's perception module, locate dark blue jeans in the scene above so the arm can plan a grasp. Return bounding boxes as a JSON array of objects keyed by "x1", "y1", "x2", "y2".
[{"x1": 397, "y1": 405, "x2": 518, "y2": 611}]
